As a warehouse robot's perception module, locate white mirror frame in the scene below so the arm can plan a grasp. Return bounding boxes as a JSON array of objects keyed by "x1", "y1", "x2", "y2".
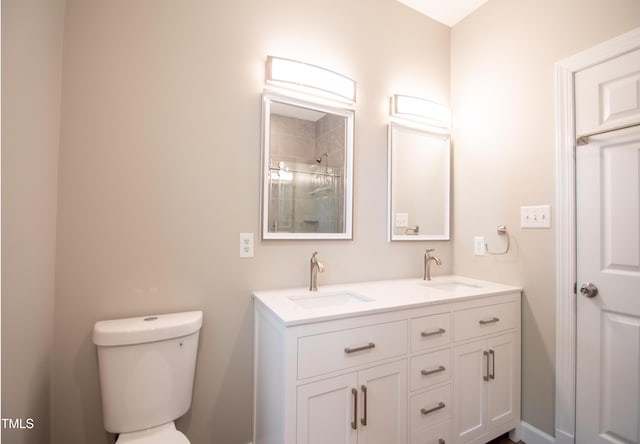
[
  {"x1": 387, "y1": 122, "x2": 451, "y2": 241},
  {"x1": 261, "y1": 93, "x2": 354, "y2": 240}
]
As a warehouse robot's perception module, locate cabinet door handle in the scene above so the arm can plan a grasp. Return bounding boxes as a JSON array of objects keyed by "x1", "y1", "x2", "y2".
[
  {"x1": 421, "y1": 365, "x2": 446, "y2": 376},
  {"x1": 421, "y1": 401, "x2": 446, "y2": 415},
  {"x1": 360, "y1": 385, "x2": 368, "y2": 426},
  {"x1": 351, "y1": 388, "x2": 357, "y2": 430},
  {"x1": 421, "y1": 328, "x2": 446, "y2": 337},
  {"x1": 483, "y1": 350, "x2": 490, "y2": 381},
  {"x1": 344, "y1": 342, "x2": 375, "y2": 354},
  {"x1": 489, "y1": 349, "x2": 495, "y2": 380},
  {"x1": 479, "y1": 317, "x2": 500, "y2": 325}
]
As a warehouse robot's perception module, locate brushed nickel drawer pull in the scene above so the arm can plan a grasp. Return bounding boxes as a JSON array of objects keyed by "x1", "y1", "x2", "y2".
[
  {"x1": 483, "y1": 350, "x2": 490, "y2": 381},
  {"x1": 421, "y1": 365, "x2": 446, "y2": 376},
  {"x1": 421, "y1": 328, "x2": 446, "y2": 337},
  {"x1": 489, "y1": 349, "x2": 495, "y2": 380},
  {"x1": 360, "y1": 385, "x2": 368, "y2": 426},
  {"x1": 479, "y1": 317, "x2": 500, "y2": 325},
  {"x1": 344, "y1": 342, "x2": 375, "y2": 354},
  {"x1": 421, "y1": 401, "x2": 446, "y2": 415},
  {"x1": 351, "y1": 388, "x2": 357, "y2": 430}
]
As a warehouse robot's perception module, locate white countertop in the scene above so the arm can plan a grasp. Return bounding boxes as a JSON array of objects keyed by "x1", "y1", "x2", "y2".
[{"x1": 253, "y1": 275, "x2": 522, "y2": 326}]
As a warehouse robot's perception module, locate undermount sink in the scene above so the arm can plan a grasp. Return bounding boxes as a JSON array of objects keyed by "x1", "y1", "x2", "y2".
[
  {"x1": 421, "y1": 279, "x2": 484, "y2": 292},
  {"x1": 289, "y1": 291, "x2": 373, "y2": 309}
]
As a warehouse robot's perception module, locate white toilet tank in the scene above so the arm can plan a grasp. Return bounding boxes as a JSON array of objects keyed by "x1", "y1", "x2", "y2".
[{"x1": 93, "y1": 311, "x2": 203, "y2": 434}]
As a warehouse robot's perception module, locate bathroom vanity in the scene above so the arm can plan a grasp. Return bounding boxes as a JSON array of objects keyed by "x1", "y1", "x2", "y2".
[{"x1": 253, "y1": 276, "x2": 522, "y2": 444}]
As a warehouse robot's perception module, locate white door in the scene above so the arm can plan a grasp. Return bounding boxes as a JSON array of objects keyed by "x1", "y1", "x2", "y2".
[
  {"x1": 576, "y1": 126, "x2": 640, "y2": 444},
  {"x1": 486, "y1": 332, "x2": 518, "y2": 432},
  {"x1": 453, "y1": 339, "x2": 487, "y2": 443},
  {"x1": 297, "y1": 373, "x2": 359, "y2": 444},
  {"x1": 358, "y1": 360, "x2": 407, "y2": 444},
  {"x1": 575, "y1": 47, "x2": 640, "y2": 443}
]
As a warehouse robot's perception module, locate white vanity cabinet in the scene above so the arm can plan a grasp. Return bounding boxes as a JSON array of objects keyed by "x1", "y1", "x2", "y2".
[
  {"x1": 452, "y1": 300, "x2": 520, "y2": 444},
  {"x1": 253, "y1": 279, "x2": 521, "y2": 444}
]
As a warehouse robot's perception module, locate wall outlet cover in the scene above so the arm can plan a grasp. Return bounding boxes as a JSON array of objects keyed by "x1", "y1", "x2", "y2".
[
  {"x1": 395, "y1": 212, "x2": 409, "y2": 228},
  {"x1": 239, "y1": 232, "x2": 254, "y2": 258}
]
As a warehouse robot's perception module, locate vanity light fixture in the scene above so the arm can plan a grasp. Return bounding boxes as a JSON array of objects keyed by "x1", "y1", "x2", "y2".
[
  {"x1": 265, "y1": 56, "x2": 356, "y2": 103},
  {"x1": 391, "y1": 94, "x2": 452, "y2": 129}
]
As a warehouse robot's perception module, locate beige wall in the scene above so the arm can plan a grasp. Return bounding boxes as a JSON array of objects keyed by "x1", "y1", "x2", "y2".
[
  {"x1": 1, "y1": 0, "x2": 66, "y2": 442},
  {"x1": 52, "y1": 1, "x2": 451, "y2": 443},
  {"x1": 451, "y1": 0, "x2": 640, "y2": 436}
]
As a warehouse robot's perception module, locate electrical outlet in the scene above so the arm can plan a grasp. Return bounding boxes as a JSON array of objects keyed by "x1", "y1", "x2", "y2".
[
  {"x1": 474, "y1": 236, "x2": 485, "y2": 255},
  {"x1": 239, "y1": 233, "x2": 254, "y2": 258},
  {"x1": 395, "y1": 212, "x2": 409, "y2": 228},
  {"x1": 521, "y1": 205, "x2": 551, "y2": 228}
]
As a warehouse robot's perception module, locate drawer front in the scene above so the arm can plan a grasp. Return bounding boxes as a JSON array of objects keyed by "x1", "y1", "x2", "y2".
[
  {"x1": 410, "y1": 384, "x2": 451, "y2": 432},
  {"x1": 411, "y1": 312, "x2": 451, "y2": 352},
  {"x1": 410, "y1": 420, "x2": 451, "y2": 444},
  {"x1": 410, "y1": 349, "x2": 451, "y2": 391},
  {"x1": 297, "y1": 320, "x2": 407, "y2": 379},
  {"x1": 453, "y1": 301, "x2": 518, "y2": 342}
]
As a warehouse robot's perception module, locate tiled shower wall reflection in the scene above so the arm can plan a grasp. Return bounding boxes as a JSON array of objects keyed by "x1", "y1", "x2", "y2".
[{"x1": 268, "y1": 113, "x2": 345, "y2": 233}]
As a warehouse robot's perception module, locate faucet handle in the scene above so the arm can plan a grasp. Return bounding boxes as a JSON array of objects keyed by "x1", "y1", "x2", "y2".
[{"x1": 425, "y1": 248, "x2": 435, "y2": 254}]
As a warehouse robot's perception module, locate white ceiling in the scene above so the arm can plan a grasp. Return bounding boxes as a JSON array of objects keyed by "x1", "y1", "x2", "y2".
[{"x1": 396, "y1": 0, "x2": 489, "y2": 27}]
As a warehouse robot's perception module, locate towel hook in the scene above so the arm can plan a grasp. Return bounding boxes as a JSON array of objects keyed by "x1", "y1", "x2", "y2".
[{"x1": 485, "y1": 225, "x2": 510, "y2": 255}]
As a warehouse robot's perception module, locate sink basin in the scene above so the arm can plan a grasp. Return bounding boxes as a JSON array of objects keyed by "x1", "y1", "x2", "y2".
[
  {"x1": 421, "y1": 279, "x2": 483, "y2": 292},
  {"x1": 289, "y1": 291, "x2": 373, "y2": 309}
]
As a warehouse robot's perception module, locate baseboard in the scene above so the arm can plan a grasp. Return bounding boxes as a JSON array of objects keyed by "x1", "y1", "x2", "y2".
[{"x1": 521, "y1": 421, "x2": 556, "y2": 444}]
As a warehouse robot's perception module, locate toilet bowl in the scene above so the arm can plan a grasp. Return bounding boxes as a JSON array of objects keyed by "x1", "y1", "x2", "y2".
[{"x1": 93, "y1": 311, "x2": 203, "y2": 443}]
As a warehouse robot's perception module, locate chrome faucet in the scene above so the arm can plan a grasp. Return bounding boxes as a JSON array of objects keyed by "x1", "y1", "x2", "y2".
[
  {"x1": 310, "y1": 251, "x2": 325, "y2": 291},
  {"x1": 424, "y1": 248, "x2": 442, "y2": 281}
]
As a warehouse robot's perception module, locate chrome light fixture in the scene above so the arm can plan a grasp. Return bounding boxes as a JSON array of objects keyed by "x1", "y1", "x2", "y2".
[
  {"x1": 391, "y1": 94, "x2": 452, "y2": 129},
  {"x1": 265, "y1": 56, "x2": 356, "y2": 103}
]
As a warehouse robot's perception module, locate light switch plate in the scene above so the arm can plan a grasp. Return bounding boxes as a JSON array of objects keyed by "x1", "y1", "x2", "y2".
[
  {"x1": 520, "y1": 205, "x2": 551, "y2": 228},
  {"x1": 239, "y1": 233, "x2": 254, "y2": 258}
]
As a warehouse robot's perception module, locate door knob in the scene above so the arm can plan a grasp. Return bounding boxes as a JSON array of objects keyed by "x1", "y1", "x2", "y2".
[{"x1": 580, "y1": 282, "x2": 598, "y2": 298}]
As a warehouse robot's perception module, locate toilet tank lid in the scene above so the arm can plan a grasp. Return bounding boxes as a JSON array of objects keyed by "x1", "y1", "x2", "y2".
[{"x1": 93, "y1": 311, "x2": 203, "y2": 346}]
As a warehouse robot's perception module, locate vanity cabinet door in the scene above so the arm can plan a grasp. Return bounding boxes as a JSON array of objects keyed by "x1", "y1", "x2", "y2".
[
  {"x1": 297, "y1": 373, "x2": 359, "y2": 444},
  {"x1": 486, "y1": 332, "x2": 518, "y2": 432},
  {"x1": 452, "y1": 339, "x2": 487, "y2": 443},
  {"x1": 296, "y1": 360, "x2": 407, "y2": 444},
  {"x1": 358, "y1": 360, "x2": 407, "y2": 444},
  {"x1": 452, "y1": 332, "x2": 518, "y2": 444}
]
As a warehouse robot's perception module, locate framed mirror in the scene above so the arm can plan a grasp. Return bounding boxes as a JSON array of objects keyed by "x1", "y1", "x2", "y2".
[
  {"x1": 388, "y1": 123, "x2": 450, "y2": 241},
  {"x1": 261, "y1": 94, "x2": 354, "y2": 239}
]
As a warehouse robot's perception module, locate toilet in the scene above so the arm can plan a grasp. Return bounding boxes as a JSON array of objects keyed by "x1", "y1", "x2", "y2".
[{"x1": 93, "y1": 311, "x2": 203, "y2": 443}]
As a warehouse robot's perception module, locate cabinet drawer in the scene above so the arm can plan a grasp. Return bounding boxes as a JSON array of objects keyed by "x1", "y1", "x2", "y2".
[
  {"x1": 410, "y1": 384, "x2": 451, "y2": 432},
  {"x1": 411, "y1": 312, "x2": 451, "y2": 352},
  {"x1": 410, "y1": 349, "x2": 451, "y2": 391},
  {"x1": 410, "y1": 420, "x2": 451, "y2": 444},
  {"x1": 297, "y1": 320, "x2": 407, "y2": 379},
  {"x1": 453, "y1": 301, "x2": 518, "y2": 342}
]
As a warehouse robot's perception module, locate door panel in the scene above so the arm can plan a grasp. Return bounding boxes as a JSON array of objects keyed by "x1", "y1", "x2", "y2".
[
  {"x1": 575, "y1": 48, "x2": 640, "y2": 136},
  {"x1": 600, "y1": 311, "x2": 640, "y2": 443},
  {"x1": 487, "y1": 333, "x2": 517, "y2": 428},
  {"x1": 358, "y1": 360, "x2": 407, "y2": 444},
  {"x1": 297, "y1": 373, "x2": 358, "y2": 444},
  {"x1": 453, "y1": 339, "x2": 486, "y2": 443}
]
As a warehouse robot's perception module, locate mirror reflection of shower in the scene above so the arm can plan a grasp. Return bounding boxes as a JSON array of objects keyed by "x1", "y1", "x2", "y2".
[{"x1": 266, "y1": 102, "x2": 346, "y2": 234}]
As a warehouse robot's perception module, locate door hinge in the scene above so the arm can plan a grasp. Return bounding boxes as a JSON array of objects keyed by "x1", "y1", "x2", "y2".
[{"x1": 573, "y1": 282, "x2": 577, "y2": 295}]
